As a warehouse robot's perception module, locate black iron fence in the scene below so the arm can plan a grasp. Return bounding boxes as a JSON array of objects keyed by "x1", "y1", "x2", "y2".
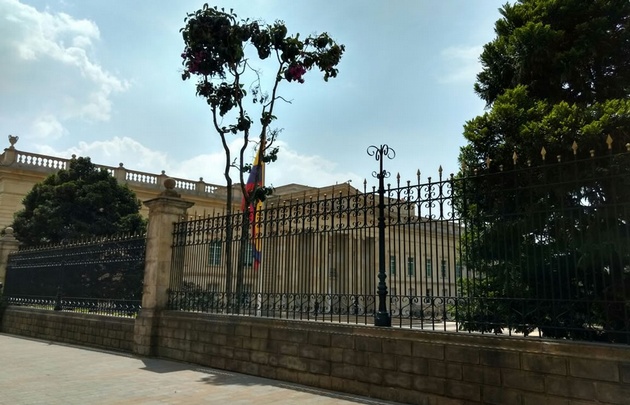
[
  {"x1": 3, "y1": 234, "x2": 145, "y2": 317},
  {"x1": 458, "y1": 148, "x2": 630, "y2": 343},
  {"x1": 168, "y1": 145, "x2": 630, "y2": 344}
]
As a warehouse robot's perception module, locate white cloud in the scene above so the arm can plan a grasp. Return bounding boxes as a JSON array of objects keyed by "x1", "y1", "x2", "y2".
[
  {"x1": 0, "y1": 0, "x2": 129, "y2": 132},
  {"x1": 32, "y1": 136, "x2": 363, "y2": 190},
  {"x1": 438, "y1": 45, "x2": 483, "y2": 84},
  {"x1": 35, "y1": 136, "x2": 169, "y2": 173},
  {"x1": 31, "y1": 114, "x2": 65, "y2": 139}
]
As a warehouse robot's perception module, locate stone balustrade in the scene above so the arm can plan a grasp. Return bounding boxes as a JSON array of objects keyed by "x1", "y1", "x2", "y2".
[{"x1": 0, "y1": 146, "x2": 225, "y2": 198}]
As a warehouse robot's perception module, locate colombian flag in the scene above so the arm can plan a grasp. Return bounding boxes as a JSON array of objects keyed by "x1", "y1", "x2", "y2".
[{"x1": 242, "y1": 138, "x2": 265, "y2": 271}]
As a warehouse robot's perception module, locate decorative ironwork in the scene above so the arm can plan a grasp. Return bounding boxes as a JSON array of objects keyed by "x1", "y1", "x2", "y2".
[
  {"x1": 367, "y1": 144, "x2": 395, "y2": 327},
  {"x1": 4, "y1": 234, "x2": 145, "y2": 318},
  {"x1": 166, "y1": 144, "x2": 630, "y2": 344}
]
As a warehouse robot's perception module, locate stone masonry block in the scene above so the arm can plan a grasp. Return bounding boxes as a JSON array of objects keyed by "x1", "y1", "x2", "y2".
[
  {"x1": 190, "y1": 341, "x2": 205, "y2": 354},
  {"x1": 445, "y1": 380, "x2": 481, "y2": 402},
  {"x1": 251, "y1": 326, "x2": 269, "y2": 339},
  {"x1": 342, "y1": 349, "x2": 369, "y2": 366},
  {"x1": 233, "y1": 348, "x2": 250, "y2": 361},
  {"x1": 412, "y1": 341, "x2": 445, "y2": 360},
  {"x1": 480, "y1": 349, "x2": 520, "y2": 369},
  {"x1": 368, "y1": 352, "x2": 397, "y2": 370},
  {"x1": 502, "y1": 369, "x2": 545, "y2": 392},
  {"x1": 297, "y1": 371, "x2": 321, "y2": 387},
  {"x1": 355, "y1": 336, "x2": 382, "y2": 353},
  {"x1": 276, "y1": 367, "x2": 301, "y2": 384},
  {"x1": 397, "y1": 356, "x2": 429, "y2": 375},
  {"x1": 382, "y1": 339, "x2": 412, "y2": 356},
  {"x1": 330, "y1": 376, "x2": 370, "y2": 397},
  {"x1": 521, "y1": 393, "x2": 569, "y2": 405},
  {"x1": 482, "y1": 386, "x2": 523, "y2": 405},
  {"x1": 258, "y1": 364, "x2": 277, "y2": 380},
  {"x1": 331, "y1": 364, "x2": 356, "y2": 379},
  {"x1": 268, "y1": 341, "x2": 298, "y2": 356},
  {"x1": 522, "y1": 353, "x2": 567, "y2": 376},
  {"x1": 329, "y1": 347, "x2": 344, "y2": 360},
  {"x1": 445, "y1": 345, "x2": 479, "y2": 364},
  {"x1": 353, "y1": 366, "x2": 383, "y2": 384},
  {"x1": 383, "y1": 371, "x2": 413, "y2": 390},
  {"x1": 391, "y1": 388, "x2": 431, "y2": 405},
  {"x1": 299, "y1": 344, "x2": 328, "y2": 360},
  {"x1": 242, "y1": 337, "x2": 266, "y2": 352},
  {"x1": 241, "y1": 361, "x2": 260, "y2": 376},
  {"x1": 209, "y1": 356, "x2": 226, "y2": 370},
  {"x1": 412, "y1": 375, "x2": 446, "y2": 395},
  {"x1": 462, "y1": 365, "x2": 501, "y2": 386},
  {"x1": 234, "y1": 324, "x2": 250, "y2": 337},
  {"x1": 318, "y1": 375, "x2": 332, "y2": 390},
  {"x1": 596, "y1": 382, "x2": 630, "y2": 405},
  {"x1": 569, "y1": 358, "x2": 619, "y2": 382},
  {"x1": 269, "y1": 328, "x2": 308, "y2": 344},
  {"x1": 429, "y1": 360, "x2": 462, "y2": 380},
  {"x1": 308, "y1": 359, "x2": 331, "y2": 375},
  {"x1": 621, "y1": 363, "x2": 630, "y2": 384},
  {"x1": 331, "y1": 334, "x2": 354, "y2": 349},
  {"x1": 308, "y1": 331, "x2": 331, "y2": 346},
  {"x1": 210, "y1": 333, "x2": 228, "y2": 346},
  {"x1": 218, "y1": 346, "x2": 234, "y2": 359},
  {"x1": 250, "y1": 350, "x2": 269, "y2": 365},
  {"x1": 278, "y1": 355, "x2": 309, "y2": 372}
]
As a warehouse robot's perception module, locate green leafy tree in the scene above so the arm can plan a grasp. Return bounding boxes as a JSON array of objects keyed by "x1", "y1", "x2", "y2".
[
  {"x1": 12, "y1": 157, "x2": 146, "y2": 246},
  {"x1": 180, "y1": 4, "x2": 344, "y2": 301},
  {"x1": 457, "y1": 0, "x2": 630, "y2": 341}
]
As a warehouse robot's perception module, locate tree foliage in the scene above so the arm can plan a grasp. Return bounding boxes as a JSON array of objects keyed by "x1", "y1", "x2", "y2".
[
  {"x1": 458, "y1": 0, "x2": 630, "y2": 341},
  {"x1": 180, "y1": 4, "x2": 344, "y2": 304},
  {"x1": 180, "y1": 4, "x2": 344, "y2": 212},
  {"x1": 12, "y1": 157, "x2": 146, "y2": 246}
]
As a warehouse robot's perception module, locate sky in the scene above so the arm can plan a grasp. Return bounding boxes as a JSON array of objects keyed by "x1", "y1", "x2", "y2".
[{"x1": 0, "y1": 0, "x2": 508, "y2": 191}]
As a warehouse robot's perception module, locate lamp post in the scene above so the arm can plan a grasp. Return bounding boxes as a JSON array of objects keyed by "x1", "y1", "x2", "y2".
[{"x1": 367, "y1": 144, "x2": 394, "y2": 327}]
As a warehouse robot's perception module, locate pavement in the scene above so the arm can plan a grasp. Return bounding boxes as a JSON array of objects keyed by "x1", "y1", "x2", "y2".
[{"x1": 0, "y1": 333, "x2": 404, "y2": 405}]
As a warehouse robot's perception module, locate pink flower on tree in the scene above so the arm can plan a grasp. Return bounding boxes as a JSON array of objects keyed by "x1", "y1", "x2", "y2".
[{"x1": 286, "y1": 64, "x2": 307, "y2": 83}]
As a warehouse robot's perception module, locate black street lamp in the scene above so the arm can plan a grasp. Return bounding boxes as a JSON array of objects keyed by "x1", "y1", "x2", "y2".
[{"x1": 367, "y1": 144, "x2": 394, "y2": 327}]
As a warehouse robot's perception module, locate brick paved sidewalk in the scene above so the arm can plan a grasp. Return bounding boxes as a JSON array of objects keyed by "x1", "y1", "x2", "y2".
[{"x1": 0, "y1": 333, "x2": 403, "y2": 405}]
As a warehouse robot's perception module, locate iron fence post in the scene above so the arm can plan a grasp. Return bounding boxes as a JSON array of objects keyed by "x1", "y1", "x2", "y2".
[{"x1": 368, "y1": 144, "x2": 394, "y2": 327}]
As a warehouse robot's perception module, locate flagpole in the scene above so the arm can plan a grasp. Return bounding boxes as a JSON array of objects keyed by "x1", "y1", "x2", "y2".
[{"x1": 255, "y1": 137, "x2": 266, "y2": 317}]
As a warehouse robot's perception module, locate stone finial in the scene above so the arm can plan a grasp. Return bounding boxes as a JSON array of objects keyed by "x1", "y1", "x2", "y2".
[
  {"x1": 8, "y1": 135, "x2": 18, "y2": 149},
  {"x1": 1, "y1": 226, "x2": 17, "y2": 241},
  {"x1": 161, "y1": 178, "x2": 181, "y2": 197}
]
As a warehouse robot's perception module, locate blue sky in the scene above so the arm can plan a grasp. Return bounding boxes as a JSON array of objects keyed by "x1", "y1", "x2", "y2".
[{"x1": 0, "y1": 0, "x2": 507, "y2": 190}]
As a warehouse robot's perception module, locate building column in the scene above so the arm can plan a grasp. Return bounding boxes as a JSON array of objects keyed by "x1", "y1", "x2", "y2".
[
  {"x1": 133, "y1": 180, "x2": 194, "y2": 356},
  {"x1": 0, "y1": 227, "x2": 20, "y2": 293}
]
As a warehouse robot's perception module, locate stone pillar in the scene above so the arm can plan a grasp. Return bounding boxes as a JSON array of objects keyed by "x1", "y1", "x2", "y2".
[
  {"x1": 113, "y1": 162, "x2": 127, "y2": 183},
  {"x1": 0, "y1": 227, "x2": 20, "y2": 292},
  {"x1": 133, "y1": 180, "x2": 194, "y2": 356}
]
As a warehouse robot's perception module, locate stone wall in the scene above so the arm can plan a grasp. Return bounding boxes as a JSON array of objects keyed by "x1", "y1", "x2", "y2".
[
  {"x1": 155, "y1": 311, "x2": 630, "y2": 405},
  {"x1": 3, "y1": 307, "x2": 630, "y2": 404},
  {"x1": 1, "y1": 307, "x2": 134, "y2": 352}
]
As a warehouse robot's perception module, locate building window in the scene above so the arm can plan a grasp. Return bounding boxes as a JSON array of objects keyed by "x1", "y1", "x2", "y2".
[
  {"x1": 208, "y1": 241, "x2": 222, "y2": 266},
  {"x1": 243, "y1": 242, "x2": 253, "y2": 266},
  {"x1": 389, "y1": 255, "x2": 396, "y2": 276},
  {"x1": 441, "y1": 259, "x2": 447, "y2": 278},
  {"x1": 425, "y1": 258, "x2": 432, "y2": 278},
  {"x1": 407, "y1": 257, "x2": 415, "y2": 276},
  {"x1": 455, "y1": 263, "x2": 462, "y2": 278}
]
